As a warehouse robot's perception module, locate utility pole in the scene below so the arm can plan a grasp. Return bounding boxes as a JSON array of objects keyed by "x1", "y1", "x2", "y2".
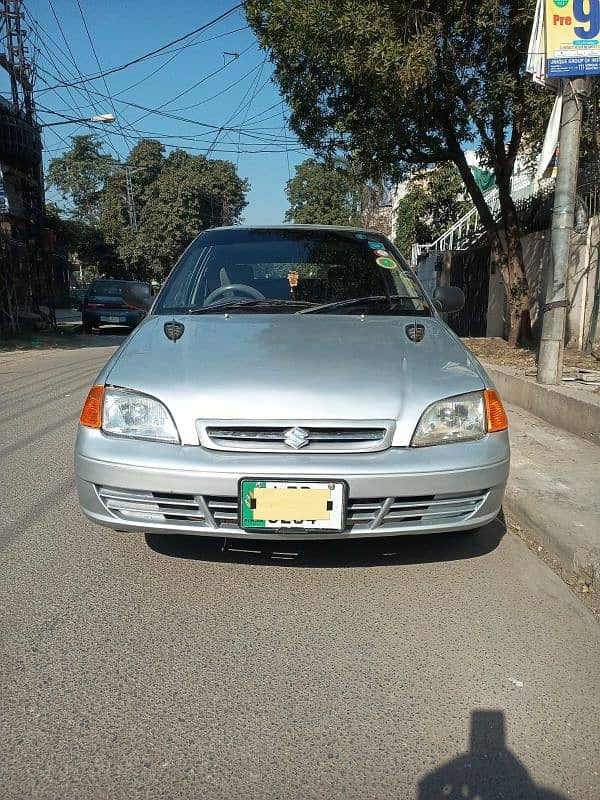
[
  {"x1": 109, "y1": 162, "x2": 145, "y2": 231},
  {"x1": 537, "y1": 77, "x2": 590, "y2": 384},
  {"x1": 124, "y1": 166, "x2": 138, "y2": 231},
  {"x1": 0, "y1": 0, "x2": 34, "y2": 122}
]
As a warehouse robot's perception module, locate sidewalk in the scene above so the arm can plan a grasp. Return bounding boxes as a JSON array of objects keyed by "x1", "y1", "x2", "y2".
[
  {"x1": 462, "y1": 337, "x2": 600, "y2": 589},
  {"x1": 504, "y1": 403, "x2": 600, "y2": 588},
  {"x1": 484, "y1": 361, "x2": 600, "y2": 446}
]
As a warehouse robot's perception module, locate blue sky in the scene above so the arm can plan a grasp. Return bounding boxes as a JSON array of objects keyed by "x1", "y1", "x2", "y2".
[{"x1": 12, "y1": 1, "x2": 311, "y2": 223}]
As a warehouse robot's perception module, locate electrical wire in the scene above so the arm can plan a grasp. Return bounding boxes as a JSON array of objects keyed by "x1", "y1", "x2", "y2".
[
  {"x1": 124, "y1": 42, "x2": 257, "y2": 129},
  {"x1": 206, "y1": 55, "x2": 268, "y2": 156},
  {"x1": 113, "y1": 25, "x2": 250, "y2": 98},
  {"x1": 40, "y1": 4, "x2": 243, "y2": 91},
  {"x1": 74, "y1": 0, "x2": 133, "y2": 157},
  {"x1": 30, "y1": 4, "x2": 120, "y2": 157}
]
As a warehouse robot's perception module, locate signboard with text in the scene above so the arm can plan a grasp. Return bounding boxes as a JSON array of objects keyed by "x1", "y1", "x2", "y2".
[{"x1": 545, "y1": 0, "x2": 600, "y2": 76}]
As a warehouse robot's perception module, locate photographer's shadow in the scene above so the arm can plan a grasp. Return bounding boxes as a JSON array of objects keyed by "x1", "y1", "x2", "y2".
[{"x1": 418, "y1": 710, "x2": 566, "y2": 799}]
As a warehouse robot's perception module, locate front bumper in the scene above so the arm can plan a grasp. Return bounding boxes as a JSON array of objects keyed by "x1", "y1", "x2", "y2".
[
  {"x1": 75, "y1": 427, "x2": 509, "y2": 540},
  {"x1": 82, "y1": 309, "x2": 143, "y2": 329}
]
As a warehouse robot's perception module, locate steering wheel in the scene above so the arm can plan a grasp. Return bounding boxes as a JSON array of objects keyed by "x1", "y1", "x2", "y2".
[{"x1": 204, "y1": 283, "x2": 265, "y2": 306}]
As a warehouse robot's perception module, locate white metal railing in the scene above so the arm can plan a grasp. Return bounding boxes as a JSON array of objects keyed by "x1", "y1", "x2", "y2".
[
  {"x1": 411, "y1": 188, "x2": 499, "y2": 265},
  {"x1": 410, "y1": 173, "x2": 538, "y2": 266}
]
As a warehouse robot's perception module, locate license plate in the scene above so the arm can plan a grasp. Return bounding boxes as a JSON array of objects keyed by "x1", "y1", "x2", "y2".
[
  {"x1": 100, "y1": 315, "x2": 125, "y2": 323},
  {"x1": 240, "y1": 479, "x2": 346, "y2": 531}
]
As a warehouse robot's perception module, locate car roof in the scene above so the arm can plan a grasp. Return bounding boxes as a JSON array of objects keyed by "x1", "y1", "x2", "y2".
[{"x1": 203, "y1": 224, "x2": 389, "y2": 236}]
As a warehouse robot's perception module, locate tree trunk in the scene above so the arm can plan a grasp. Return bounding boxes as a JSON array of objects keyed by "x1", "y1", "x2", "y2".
[
  {"x1": 449, "y1": 138, "x2": 532, "y2": 347},
  {"x1": 497, "y1": 178, "x2": 533, "y2": 346}
]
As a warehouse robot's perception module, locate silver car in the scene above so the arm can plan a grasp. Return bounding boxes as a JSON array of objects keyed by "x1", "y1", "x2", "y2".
[{"x1": 75, "y1": 226, "x2": 509, "y2": 541}]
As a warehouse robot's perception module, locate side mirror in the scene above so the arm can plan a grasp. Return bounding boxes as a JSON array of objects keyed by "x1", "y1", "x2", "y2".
[
  {"x1": 123, "y1": 283, "x2": 152, "y2": 311},
  {"x1": 433, "y1": 286, "x2": 465, "y2": 313}
]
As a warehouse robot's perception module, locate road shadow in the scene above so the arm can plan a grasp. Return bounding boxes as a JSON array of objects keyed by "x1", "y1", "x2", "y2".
[
  {"x1": 418, "y1": 710, "x2": 566, "y2": 799},
  {"x1": 0, "y1": 327, "x2": 129, "y2": 353},
  {"x1": 145, "y1": 510, "x2": 506, "y2": 568}
]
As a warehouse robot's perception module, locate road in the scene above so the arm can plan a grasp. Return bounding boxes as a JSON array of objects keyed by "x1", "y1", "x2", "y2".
[{"x1": 1, "y1": 340, "x2": 599, "y2": 800}]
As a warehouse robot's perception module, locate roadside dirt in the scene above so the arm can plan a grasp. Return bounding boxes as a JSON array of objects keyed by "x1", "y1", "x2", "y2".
[{"x1": 463, "y1": 336, "x2": 600, "y2": 371}]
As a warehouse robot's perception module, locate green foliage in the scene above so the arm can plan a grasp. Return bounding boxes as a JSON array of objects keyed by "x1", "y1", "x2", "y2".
[
  {"x1": 44, "y1": 202, "x2": 118, "y2": 280},
  {"x1": 246, "y1": 0, "x2": 552, "y2": 340},
  {"x1": 46, "y1": 135, "x2": 114, "y2": 224},
  {"x1": 99, "y1": 141, "x2": 249, "y2": 280},
  {"x1": 394, "y1": 164, "x2": 470, "y2": 258},
  {"x1": 46, "y1": 137, "x2": 249, "y2": 282},
  {"x1": 246, "y1": 0, "x2": 552, "y2": 178},
  {"x1": 285, "y1": 158, "x2": 361, "y2": 224}
]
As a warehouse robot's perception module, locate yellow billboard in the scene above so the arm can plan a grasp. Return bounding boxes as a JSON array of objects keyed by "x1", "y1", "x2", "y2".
[{"x1": 545, "y1": 0, "x2": 600, "y2": 76}]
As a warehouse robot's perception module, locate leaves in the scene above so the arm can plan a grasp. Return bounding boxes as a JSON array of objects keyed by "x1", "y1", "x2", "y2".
[
  {"x1": 394, "y1": 164, "x2": 470, "y2": 257},
  {"x1": 48, "y1": 136, "x2": 249, "y2": 282},
  {"x1": 46, "y1": 135, "x2": 113, "y2": 225},
  {"x1": 285, "y1": 158, "x2": 361, "y2": 225}
]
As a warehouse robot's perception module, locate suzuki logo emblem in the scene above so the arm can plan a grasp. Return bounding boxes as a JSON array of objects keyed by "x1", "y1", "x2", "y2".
[{"x1": 284, "y1": 426, "x2": 310, "y2": 449}]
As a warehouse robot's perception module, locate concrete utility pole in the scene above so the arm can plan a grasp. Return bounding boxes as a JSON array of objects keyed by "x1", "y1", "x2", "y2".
[{"x1": 537, "y1": 77, "x2": 590, "y2": 384}]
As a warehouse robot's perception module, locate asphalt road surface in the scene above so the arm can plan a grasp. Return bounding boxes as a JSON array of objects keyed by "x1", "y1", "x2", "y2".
[{"x1": 1, "y1": 340, "x2": 599, "y2": 800}]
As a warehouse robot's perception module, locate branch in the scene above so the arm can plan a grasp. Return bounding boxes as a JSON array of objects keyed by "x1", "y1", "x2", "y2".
[{"x1": 443, "y1": 121, "x2": 500, "y2": 242}]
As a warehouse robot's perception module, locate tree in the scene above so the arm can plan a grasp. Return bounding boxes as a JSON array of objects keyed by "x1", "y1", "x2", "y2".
[
  {"x1": 285, "y1": 158, "x2": 361, "y2": 224},
  {"x1": 46, "y1": 134, "x2": 113, "y2": 225},
  {"x1": 246, "y1": 0, "x2": 552, "y2": 345},
  {"x1": 99, "y1": 140, "x2": 249, "y2": 280},
  {"x1": 394, "y1": 164, "x2": 471, "y2": 258},
  {"x1": 44, "y1": 203, "x2": 116, "y2": 281}
]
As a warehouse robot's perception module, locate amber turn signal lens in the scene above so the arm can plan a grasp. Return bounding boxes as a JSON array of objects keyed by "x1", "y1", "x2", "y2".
[
  {"x1": 80, "y1": 385, "x2": 104, "y2": 428},
  {"x1": 484, "y1": 389, "x2": 508, "y2": 432}
]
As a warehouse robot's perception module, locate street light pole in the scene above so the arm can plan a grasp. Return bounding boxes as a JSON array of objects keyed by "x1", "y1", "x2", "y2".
[{"x1": 537, "y1": 77, "x2": 590, "y2": 385}]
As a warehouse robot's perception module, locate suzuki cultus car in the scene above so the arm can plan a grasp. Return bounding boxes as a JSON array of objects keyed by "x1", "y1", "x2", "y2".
[{"x1": 75, "y1": 226, "x2": 509, "y2": 541}]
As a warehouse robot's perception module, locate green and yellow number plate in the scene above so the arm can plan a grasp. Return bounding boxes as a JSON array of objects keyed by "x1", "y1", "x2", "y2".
[{"x1": 240, "y1": 480, "x2": 345, "y2": 531}]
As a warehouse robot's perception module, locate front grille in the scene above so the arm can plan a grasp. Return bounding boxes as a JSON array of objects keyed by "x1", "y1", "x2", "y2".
[
  {"x1": 200, "y1": 422, "x2": 393, "y2": 453},
  {"x1": 97, "y1": 486, "x2": 489, "y2": 532}
]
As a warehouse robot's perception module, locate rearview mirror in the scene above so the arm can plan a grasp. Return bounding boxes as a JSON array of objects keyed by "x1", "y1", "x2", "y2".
[
  {"x1": 123, "y1": 283, "x2": 152, "y2": 311},
  {"x1": 433, "y1": 286, "x2": 465, "y2": 313}
]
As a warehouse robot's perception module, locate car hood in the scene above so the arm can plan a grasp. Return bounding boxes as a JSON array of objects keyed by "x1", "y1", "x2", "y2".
[{"x1": 103, "y1": 314, "x2": 487, "y2": 446}]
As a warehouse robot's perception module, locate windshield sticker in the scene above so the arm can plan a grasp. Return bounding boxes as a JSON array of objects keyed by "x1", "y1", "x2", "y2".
[
  {"x1": 354, "y1": 233, "x2": 368, "y2": 239},
  {"x1": 368, "y1": 241, "x2": 384, "y2": 249},
  {"x1": 373, "y1": 249, "x2": 389, "y2": 257},
  {"x1": 376, "y1": 256, "x2": 399, "y2": 270}
]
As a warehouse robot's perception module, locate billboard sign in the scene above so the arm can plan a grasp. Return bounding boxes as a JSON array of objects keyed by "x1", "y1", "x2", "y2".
[{"x1": 545, "y1": 0, "x2": 600, "y2": 76}]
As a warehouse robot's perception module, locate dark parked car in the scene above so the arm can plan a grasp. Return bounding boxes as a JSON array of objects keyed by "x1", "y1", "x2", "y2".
[{"x1": 82, "y1": 279, "x2": 150, "y2": 333}]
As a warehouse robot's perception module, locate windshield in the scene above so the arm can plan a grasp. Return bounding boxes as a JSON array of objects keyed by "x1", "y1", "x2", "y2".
[
  {"x1": 89, "y1": 280, "x2": 150, "y2": 298},
  {"x1": 155, "y1": 228, "x2": 430, "y2": 315}
]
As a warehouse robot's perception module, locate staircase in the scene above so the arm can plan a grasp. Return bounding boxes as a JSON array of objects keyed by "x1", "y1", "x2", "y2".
[{"x1": 410, "y1": 172, "x2": 537, "y2": 266}]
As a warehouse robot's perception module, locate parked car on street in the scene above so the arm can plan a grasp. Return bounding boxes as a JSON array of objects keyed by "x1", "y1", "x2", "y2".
[
  {"x1": 75, "y1": 226, "x2": 509, "y2": 542},
  {"x1": 81, "y1": 279, "x2": 150, "y2": 333}
]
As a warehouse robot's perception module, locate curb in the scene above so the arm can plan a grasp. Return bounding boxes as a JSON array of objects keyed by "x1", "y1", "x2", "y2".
[
  {"x1": 503, "y1": 491, "x2": 600, "y2": 589},
  {"x1": 483, "y1": 362, "x2": 600, "y2": 446}
]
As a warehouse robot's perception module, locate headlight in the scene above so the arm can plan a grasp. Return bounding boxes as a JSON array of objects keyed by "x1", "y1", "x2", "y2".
[
  {"x1": 411, "y1": 391, "x2": 486, "y2": 447},
  {"x1": 102, "y1": 388, "x2": 179, "y2": 443}
]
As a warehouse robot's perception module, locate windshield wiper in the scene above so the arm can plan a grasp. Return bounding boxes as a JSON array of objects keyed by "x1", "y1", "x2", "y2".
[
  {"x1": 298, "y1": 295, "x2": 428, "y2": 314},
  {"x1": 187, "y1": 298, "x2": 316, "y2": 314}
]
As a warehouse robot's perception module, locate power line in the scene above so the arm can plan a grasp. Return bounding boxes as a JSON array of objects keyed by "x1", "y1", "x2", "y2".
[
  {"x1": 124, "y1": 42, "x2": 256, "y2": 129},
  {"x1": 36, "y1": 62, "x2": 291, "y2": 136},
  {"x1": 74, "y1": 0, "x2": 132, "y2": 156},
  {"x1": 40, "y1": 4, "x2": 243, "y2": 91},
  {"x1": 38, "y1": 2, "x2": 121, "y2": 157},
  {"x1": 206, "y1": 55, "x2": 268, "y2": 157},
  {"x1": 113, "y1": 25, "x2": 250, "y2": 98}
]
